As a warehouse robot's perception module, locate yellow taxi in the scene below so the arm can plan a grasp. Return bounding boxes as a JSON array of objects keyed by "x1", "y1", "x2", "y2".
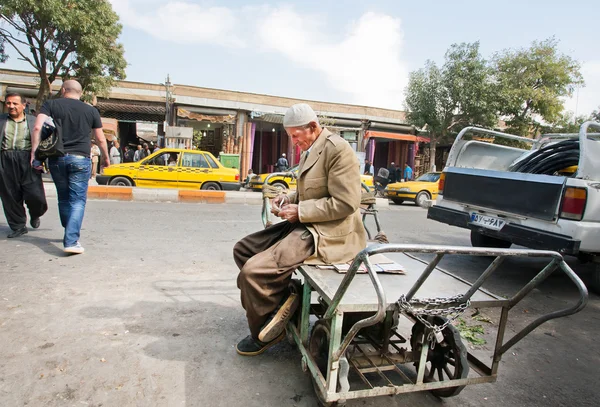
[
  {"x1": 96, "y1": 148, "x2": 240, "y2": 190},
  {"x1": 386, "y1": 172, "x2": 441, "y2": 207},
  {"x1": 248, "y1": 166, "x2": 299, "y2": 192},
  {"x1": 248, "y1": 166, "x2": 374, "y2": 192}
]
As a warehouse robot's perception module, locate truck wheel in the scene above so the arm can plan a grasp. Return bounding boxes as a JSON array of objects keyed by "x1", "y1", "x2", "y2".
[
  {"x1": 109, "y1": 177, "x2": 132, "y2": 186},
  {"x1": 470, "y1": 230, "x2": 512, "y2": 249},
  {"x1": 415, "y1": 191, "x2": 431, "y2": 208},
  {"x1": 589, "y1": 265, "x2": 600, "y2": 294}
]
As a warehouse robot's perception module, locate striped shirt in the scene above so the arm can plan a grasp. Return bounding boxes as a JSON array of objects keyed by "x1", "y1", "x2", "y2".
[{"x1": 2, "y1": 116, "x2": 31, "y2": 151}]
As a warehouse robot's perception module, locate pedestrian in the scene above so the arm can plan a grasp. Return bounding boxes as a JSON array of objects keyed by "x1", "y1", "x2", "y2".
[
  {"x1": 364, "y1": 159, "x2": 374, "y2": 175},
  {"x1": 141, "y1": 143, "x2": 151, "y2": 160},
  {"x1": 90, "y1": 142, "x2": 101, "y2": 178},
  {"x1": 404, "y1": 163, "x2": 413, "y2": 181},
  {"x1": 242, "y1": 168, "x2": 254, "y2": 188},
  {"x1": 109, "y1": 140, "x2": 121, "y2": 164},
  {"x1": 123, "y1": 146, "x2": 134, "y2": 163},
  {"x1": 31, "y1": 80, "x2": 109, "y2": 254},
  {"x1": 0, "y1": 92, "x2": 48, "y2": 238},
  {"x1": 133, "y1": 145, "x2": 142, "y2": 161},
  {"x1": 233, "y1": 103, "x2": 366, "y2": 355},
  {"x1": 387, "y1": 162, "x2": 397, "y2": 183},
  {"x1": 275, "y1": 153, "x2": 289, "y2": 172}
]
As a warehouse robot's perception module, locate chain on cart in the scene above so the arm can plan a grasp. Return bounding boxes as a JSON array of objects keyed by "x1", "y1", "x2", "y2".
[{"x1": 396, "y1": 294, "x2": 470, "y2": 346}]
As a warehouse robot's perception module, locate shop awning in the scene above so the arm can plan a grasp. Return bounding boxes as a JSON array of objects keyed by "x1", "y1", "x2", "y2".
[
  {"x1": 101, "y1": 118, "x2": 118, "y2": 141},
  {"x1": 365, "y1": 130, "x2": 430, "y2": 143}
]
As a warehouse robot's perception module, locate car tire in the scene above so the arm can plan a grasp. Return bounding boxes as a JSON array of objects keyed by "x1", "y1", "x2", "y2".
[
  {"x1": 470, "y1": 230, "x2": 512, "y2": 249},
  {"x1": 391, "y1": 198, "x2": 404, "y2": 205},
  {"x1": 109, "y1": 176, "x2": 133, "y2": 186},
  {"x1": 201, "y1": 182, "x2": 221, "y2": 191},
  {"x1": 270, "y1": 181, "x2": 288, "y2": 193},
  {"x1": 415, "y1": 191, "x2": 431, "y2": 208}
]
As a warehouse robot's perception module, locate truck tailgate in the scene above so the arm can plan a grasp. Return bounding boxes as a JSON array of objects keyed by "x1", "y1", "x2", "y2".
[{"x1": 443, "y1": 167, "x2": 566, "y2": 221}]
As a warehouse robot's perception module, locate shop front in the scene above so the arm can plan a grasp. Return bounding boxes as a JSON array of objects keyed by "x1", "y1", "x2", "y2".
[{"x1": 364, "y1": 131, "x2": 430, "y2": 178}]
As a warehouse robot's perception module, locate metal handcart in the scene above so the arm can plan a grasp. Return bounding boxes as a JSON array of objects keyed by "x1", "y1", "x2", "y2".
[{"x1": 286, "y1": 245, "x2": 588, "y2": 406}]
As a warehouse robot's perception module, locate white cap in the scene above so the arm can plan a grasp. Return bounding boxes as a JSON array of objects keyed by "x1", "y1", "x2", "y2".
[
  {"x1": 282, "y1": 153, "x2": 286, "y2": 157},
  {"x1": 283, "y1": 103, "x2": 318, "y2": 127}
]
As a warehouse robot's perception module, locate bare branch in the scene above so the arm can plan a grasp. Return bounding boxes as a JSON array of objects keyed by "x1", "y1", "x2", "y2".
[
  {"x1": 50, "y1": 47, "x2": 74, "y2": 81},
  {"x1": 0, "y1": 15, "x2": 28, "y2": 35},
  {"x1": 0, "y1": 28, "x2": 31, "y2": 48},
  {"x1": 0, "y1": 32, "x2": 39, "y2": 71}
]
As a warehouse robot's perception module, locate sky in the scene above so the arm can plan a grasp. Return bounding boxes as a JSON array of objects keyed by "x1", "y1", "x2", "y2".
[{"x1": 2, "y1": 0, "x2": 598, "y2": 116}]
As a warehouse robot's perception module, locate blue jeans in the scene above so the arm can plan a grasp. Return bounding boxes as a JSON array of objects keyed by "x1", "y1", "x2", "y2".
[{"x1": 48, "y1": 155, "x2": 91, "y2": 247}]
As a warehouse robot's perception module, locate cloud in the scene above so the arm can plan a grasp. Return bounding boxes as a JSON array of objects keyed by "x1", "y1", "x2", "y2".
[
  {"x1": 108, "y1": 1, "x2": 408, "y2": 109},
  {"x1": 109, "y1": 0, "x2": 244, "y2": 47},
  {"x1": 564, "y1": 60, "x2": 600, "y2": 116},
  {"x1": 255, "y1": 7, "x2": 407, "y2": 109}
]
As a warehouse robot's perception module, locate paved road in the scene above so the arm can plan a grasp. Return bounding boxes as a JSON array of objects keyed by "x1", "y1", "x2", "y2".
[{"x1": 0, "y1": 200, "x2": 598, "y2": 407}]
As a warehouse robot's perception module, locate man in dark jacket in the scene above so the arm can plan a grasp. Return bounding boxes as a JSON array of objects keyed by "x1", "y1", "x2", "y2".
[
  {"x1": 0, "y1": 92, "x2": 48, "y2": 238},
  {"x1": 387, "y1": 162, "x2": 397, "y2": 183}
]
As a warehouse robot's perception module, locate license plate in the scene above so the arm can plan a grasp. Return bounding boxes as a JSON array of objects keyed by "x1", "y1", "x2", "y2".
[{"x1": 470, "y1": 212, "x2": 506, "y2": 231}]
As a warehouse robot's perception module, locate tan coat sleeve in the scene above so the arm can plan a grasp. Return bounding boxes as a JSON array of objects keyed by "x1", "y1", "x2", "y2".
[{"x1": 298, "y1": 143, "x2": 361, "y2": 223}]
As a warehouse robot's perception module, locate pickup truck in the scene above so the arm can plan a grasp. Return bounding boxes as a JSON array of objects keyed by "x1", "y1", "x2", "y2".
[{"x1": 428, "y1": 121, "x2": 600, "y2": 292}]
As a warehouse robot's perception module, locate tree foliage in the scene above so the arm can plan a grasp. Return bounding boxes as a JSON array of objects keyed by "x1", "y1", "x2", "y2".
[
  {"x1": 404, "y1": 42, "x2": 496, "y2": 169},
  {"x1": 493, "y1": 38, "x2": 584, "y2": 136},
  {"x1": 0, "y1": 0, "x2": 127, "y2": 108}
]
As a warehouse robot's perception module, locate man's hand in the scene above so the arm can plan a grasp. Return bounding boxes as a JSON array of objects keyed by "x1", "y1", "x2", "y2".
[
  {"x1": 272, "y1": 194, "x2": 289, "y2": 208},
  {"x1": 277, "y1": 204, "x2": 299, "y2": 223},
  {"x1": 102, "y1": 157, "x2": 110, "y2": 168}
]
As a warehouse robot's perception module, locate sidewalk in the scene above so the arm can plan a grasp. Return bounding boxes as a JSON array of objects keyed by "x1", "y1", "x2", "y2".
[{"x1": 42, "y1": 182, "x2": 390, "y2": 207}]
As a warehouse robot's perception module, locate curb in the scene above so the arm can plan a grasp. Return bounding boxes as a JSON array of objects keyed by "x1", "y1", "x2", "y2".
[{"x1": 42, "y1": 184, "x2": 390, "y2": 208}]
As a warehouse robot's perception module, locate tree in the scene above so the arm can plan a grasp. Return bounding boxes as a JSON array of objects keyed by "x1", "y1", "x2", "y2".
[
  {"x1": 0, "y1": 0, "x2": 126, "y2": 108},
  {"x1": 591, "y1": 108, "x2": 600, "y2": 122},
  {"x1": 493, "y1": 38, "x2": 584, "y2": 136},
  {"x1": 541, "y1": 111, "x2": 587, "y2": 134},
  {"x1": 405, "y1": 42, "x2": 497, "y2": 170}
]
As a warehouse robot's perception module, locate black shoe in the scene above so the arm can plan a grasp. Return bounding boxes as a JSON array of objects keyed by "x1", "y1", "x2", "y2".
[
  {"x1": 7, "y1": 228, "x2": 27, "y2": 238},
  {"x1": 258, "y1": 293, "x2": 300, "y2": 343},
  {"x1": 30, "y1": 217, "x2": 40, "y2": 229},
  {"x1": 235, "y1": 331, "x2": 285, "y2": 356}
]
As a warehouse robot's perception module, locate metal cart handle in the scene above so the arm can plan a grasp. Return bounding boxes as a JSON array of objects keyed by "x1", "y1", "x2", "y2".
[{"x1": 324, "y1": 244, "x2": 589, "y2": 362}]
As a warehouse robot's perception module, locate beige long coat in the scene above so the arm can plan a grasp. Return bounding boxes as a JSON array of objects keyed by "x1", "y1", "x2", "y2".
[{"x1": 288, "y1": 128, "x2": 367, "y2": 264}]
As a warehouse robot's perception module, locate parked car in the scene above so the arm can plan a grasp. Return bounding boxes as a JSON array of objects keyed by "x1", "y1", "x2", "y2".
[
  {"x1": 386, "y1": 172, "x2": 441, "y2": 207},
  {"x1": 96, "y1": 148, "x2": 240, "y2": 191},
  {"x1": 248, "y1": 166, "x2": 299, "y2": 192},
  {"x1": 248, "y1": 166, "x2": 374, "y2": 193}
]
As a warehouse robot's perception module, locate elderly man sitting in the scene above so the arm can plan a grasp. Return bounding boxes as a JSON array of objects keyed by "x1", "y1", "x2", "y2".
[{"x1": 233, "y1": 103, "x2": 367, "y2": 355}]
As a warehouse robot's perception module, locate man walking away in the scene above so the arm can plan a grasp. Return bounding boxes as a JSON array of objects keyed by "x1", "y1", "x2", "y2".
[
  {"x1": 404, "y1": 164, "x2": 413, "y2": 181},
  {"x1": 0, "y1": 92, "x2": 48, "y2": 238},
  {"x1": 275, "y1": 153, "x2": 288, "y2": 172},
  {"x1": 31, "y1": 80, "x2": 109, "y2": 254}
]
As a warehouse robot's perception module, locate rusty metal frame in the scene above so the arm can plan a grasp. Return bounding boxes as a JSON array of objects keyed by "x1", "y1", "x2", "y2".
[{"x1": 290, "y1": 244, "x2": 588, "y2": 403}]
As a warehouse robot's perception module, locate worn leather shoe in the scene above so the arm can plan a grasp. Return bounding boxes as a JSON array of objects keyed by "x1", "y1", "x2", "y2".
[
  {"x1": 258, "y1": 293, "x2": 300, "y2": 343},
  {"x1": 7, "y1": 228, "x2": 27, "y2": 238},
  {"x1": 236, "y1": 331, "x2": 285, "y2": 356},
  {"x1": 30, "y1": 217, "x2": 40, "y2": 229}
]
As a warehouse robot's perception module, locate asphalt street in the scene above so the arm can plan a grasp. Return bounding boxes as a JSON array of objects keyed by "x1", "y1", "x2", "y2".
[{"x1": 0, "y1": 199, "x2": 598, "y2": 407}]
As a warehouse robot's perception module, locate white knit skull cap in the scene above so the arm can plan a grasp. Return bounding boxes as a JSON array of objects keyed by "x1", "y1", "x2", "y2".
[{"x1": 283, "y1": 103, "x2": 318, "y2": 128}]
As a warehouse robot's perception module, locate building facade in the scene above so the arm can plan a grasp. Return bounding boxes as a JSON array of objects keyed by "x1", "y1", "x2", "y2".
[{"x1": 0, "y1": 68, "x2": 429, "y2": 177}]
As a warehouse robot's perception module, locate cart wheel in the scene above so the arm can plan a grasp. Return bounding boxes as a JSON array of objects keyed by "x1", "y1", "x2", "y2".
[
  {"x1": 309, "y1": 320, "x2": 342, "y2": 407},
  {"x1": 410, "y1": 316, "x2": 469, "y2": 398}
]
